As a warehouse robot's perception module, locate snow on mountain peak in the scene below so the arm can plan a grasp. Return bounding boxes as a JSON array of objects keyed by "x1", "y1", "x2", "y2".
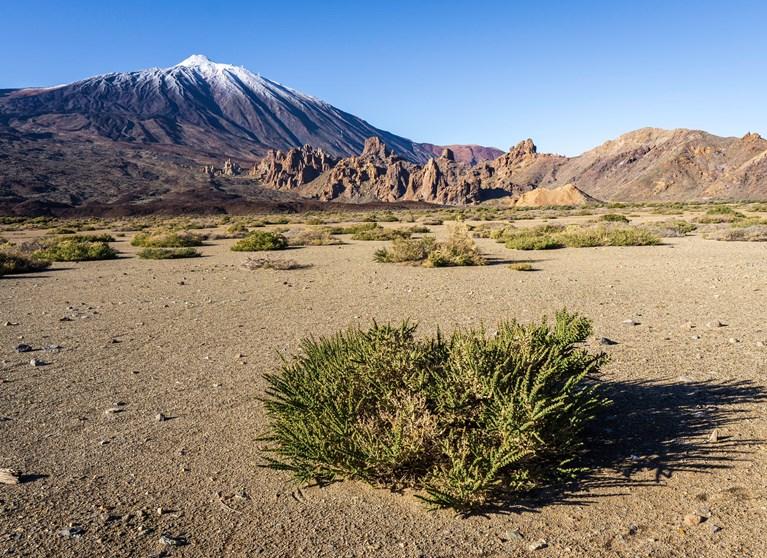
[{"x1": 177, "y1": 54, "x2": 216, "y2": 68}]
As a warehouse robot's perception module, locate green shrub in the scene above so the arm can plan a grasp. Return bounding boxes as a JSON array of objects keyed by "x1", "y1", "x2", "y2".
[
  {"x1": 231, "y1": 231, "x2": 288, "y2": 251},
  {"x1": 600, "y1": 214, "x2": 630, "y2": 223},
  {"x1": 644, "y1": 220, "x2": 697, "y2": 237},
  {"x1": 509, "y1": 262, "x2": 535, "y2": 271},
  {"x1": 31, "y1": 238, "x2": 117, "y2": 262},
  {"x1": 323, "y1": 222, "x2": 378, "y2": 235},
  {"x1": 374, "y1": 237, "x2": 436, "y2": 263},
  {"x1": 426, "y1": 224, "x2": 485, "y2": 267},
  {"x1": 131, "y1": 230, "x2": 204, "y2": 248},
  {"x1": 287, "y1": 229, "x2": 343, "y2": 246},
  {"x1": 374, "y1": 224, "x2": 484, "y2": 267},
  {"x1": 504, "y1": 224, "x2": 660, "y2": 250},
  {"x1": 137, "y1": 247, "x2": 202, "y2": 259},
  {"x1": 262, "y1": 310, "x2": 609, "y2": 511},
  {"x1": 505, "y1": 234, "x2": 564, "y2": 250},
  {"x1": 0, "y1": 251, "x2": 51, "y2": 275},
  {"x1": 351, "y1": 226, "x2": 412, "y2": 241}
]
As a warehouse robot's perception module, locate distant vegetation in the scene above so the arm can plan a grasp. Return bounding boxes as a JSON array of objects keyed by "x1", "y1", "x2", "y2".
[
  {"x1": 27, "y1": 236, "x2": 118, "y2": 262},
  {"x1": 131, "y1": 230, "x2": 205, "y2": 248},
  {"x1": 374, "y1": 223, "x2": 484, "y2": 267},
  {"x1": 502, "y1": 224, "x2": 661, "y2": 250},
  {"x1": 137, "y1": 247, "x2": 202, "y2": 259},
  {"x1": 231, "y1": 231, "x2": 289, "y2": 251}
]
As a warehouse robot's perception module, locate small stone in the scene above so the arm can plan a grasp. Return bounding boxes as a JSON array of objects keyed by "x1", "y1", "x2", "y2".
[
  {"x1": 15, "y1": 343, "x2": 32, "y2": 353},
  {"x1": 757, "y1": 341, "x2": 765, "y2": 348},
  {"x1": 159, "y1": 533, "x2": 187, "y2": 547},
  {"x1": 29, "y1": 358, "x2": 46, "y2": 367},
  {"x1": 59, "y1": 316, "x2": 73, "y2": 322},
  {"x1": 622, "y1": 319, "x2": 639, "y2": 326},
  {"x1": 4, "y1": 321, "x2": 19, "y2": 326},
  {"x1": 58, "y1": 526, "x2": 85, "y2": 539},
  {"x1": 105, "y1": 407, "x2": 123, "y2": 414},
  {"x1": 706, "y1": 320, "x2": 725, "y2": 328},
  {"x1": 680, "y1": 322, "x2": 695, "y2": 329},
  {"x1": 157, "y1": 507, "x2": 170, "y2": 515},
  {"x1": 709, "y1": 524, "x2": 722, "y2": 534},
  {"x1": 728, "y1": 337, "x2": 740, "y2": 344},
  {"x1": 599, "y1": 337, "x2": 618, "y2": 346},
  {"x1": 500, "y1": 528, "x2": 524, "y2": 541},
  {"x1": 0, "y1": 468, "x2": 21, "y2": 485},
  {"x1": 528, "y1": 539, "x2": 548, "y2": 551},
  {"x1": 708, "y1": 429, "x2": 719, "y2": 443},
  {"x1": 235, "y1": 353, "x2": 244, "y2": 359},
  {"x1": 156, "y1": 413, "x2": 167, "y2": 422},
  {"x1": 683, "y1": 513, "x2": 704, "y2": 526}
]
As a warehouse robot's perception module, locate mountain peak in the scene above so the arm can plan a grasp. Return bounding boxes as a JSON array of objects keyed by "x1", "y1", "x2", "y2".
[{"x1": 177, "y1": 54, "x2": 217, "y2": 68}]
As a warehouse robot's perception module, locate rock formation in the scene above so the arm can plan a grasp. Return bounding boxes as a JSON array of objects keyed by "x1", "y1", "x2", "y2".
[{"x1": 251, "y1": 145, "x2": 339, "y2": 190}]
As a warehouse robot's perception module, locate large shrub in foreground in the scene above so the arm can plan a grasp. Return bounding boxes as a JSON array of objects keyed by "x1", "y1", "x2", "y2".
[
  {"x1": 0, "y1": 250, "x2": 51, "y2": 275},
  {"x1": 262, "y1": 310, "x2": 609, "y2": 511}
]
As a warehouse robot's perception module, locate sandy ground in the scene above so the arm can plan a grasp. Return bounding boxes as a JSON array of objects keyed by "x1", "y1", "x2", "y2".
[{"x1": 1, "y1": 220, "x2": 766, "y2": 557}]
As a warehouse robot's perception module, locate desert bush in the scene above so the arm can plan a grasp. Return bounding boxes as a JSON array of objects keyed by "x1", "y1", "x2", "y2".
[
  {"x1": 0, "y1": 250, "x2": 51, "y2": 275},
  {"x1": 351, "y1": 226, "x2": 412, "y2": 241},
  {"x1": 131, "y1": 230, "x2": 204, "y2": 248},
  {"x1": 231, "y1": 231, "x2": 289, "y2": 251},
  {"x1": 323, "y1": 222, "x2": 379, "y2": 235},
  {"x1": 287, "y1": 229, "x2": 343, "y2": 247},
  {"x1": 262, "y1": 310, "x2": 609, "y2": 511},
  {"x1": 504, "y1": 224, "x2": 660, "y2": 250},
  {"x1": 66, "y1": 233, "x2": 116, "y2": 243},
  {"x1": 599, "y1": 214, "x2": 630, "y2": 223},
  {"x1": 426, "y1": 223, "x2": 485, "y2": 267},
  {"x1": 509, "y1": 262, "x2": 535, "y2": 271},
  {"x1": 420, "y1": 218, "x2": 444, "y2": 226},
  {"x1": 374, "y1": 237, "x2": 436, "y2": 263},
  {"x1": 703, "y1": 225, "x2": 767, "y2": 242},
  {"x1": 240, "y1": 256, "x2": 308, "y2": 270},
  {"x1": 137, "y1": 247, "x2": 202, "y2": 259},
  {"x1": 644, "y1": 220, "x2": 697, "y2": 237},
  {"x1": 30, "y1": 237, "x2": 117, "y2": 262}
]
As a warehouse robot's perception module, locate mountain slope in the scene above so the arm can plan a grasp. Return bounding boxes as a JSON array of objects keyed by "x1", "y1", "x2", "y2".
[{"x1": 0, "y1": 55, "x2": 497, "y2": 164}]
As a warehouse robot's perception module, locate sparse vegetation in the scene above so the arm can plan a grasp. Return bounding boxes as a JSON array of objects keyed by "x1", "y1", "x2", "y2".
[
  {"x1": 231, "y1": 231, "x2": 289, "y2": 251},
  {"x1": 703, "y1": 225, "x2": 767, "y2": 242},
  {"x1": 287, "y1": 229, "x2": 343, "y2": 246},
  {"x1": 262, "y1": 310, "x2": 609, "y2": 511},
  {"x1": 503, "y1": 224, "x2": 660, "y2": 250},
  {"x1": 351, "y1": 226, "x2": 412, "y2": 241},
  {"x1": 0, "y1": 250, "x2": 51, "y2": 275},
  {"x1": 137, "y1": 247, "x2": 202, "y2": 259},
  {"x1": 374, "y1": 224, "x2": 484, "y2": 267},
  {"x1": 240, "y1": 256, "x2": 308, "y2": 270},
  {"x1": 29, "y1": 237, "x2": 118, "y2": 262},
  {"x1": 599, "y1": 213, "x2": 630, "y2": 223},
  {"x1": 131, "y1": 230, "x2": 204, "y2": 248},
  {"x1": 509, "y1": 262, "x2": 535, "y2": 271}
]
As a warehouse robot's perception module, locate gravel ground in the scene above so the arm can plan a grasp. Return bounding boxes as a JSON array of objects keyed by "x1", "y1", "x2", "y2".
[{"x1": 1, "y1": 220, "x2": 766, "y2": 557}]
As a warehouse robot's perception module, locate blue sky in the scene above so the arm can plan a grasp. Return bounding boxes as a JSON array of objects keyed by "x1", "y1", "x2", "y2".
[{"x1": 2, "y1": 0, "x2": 765, "y2": 155}]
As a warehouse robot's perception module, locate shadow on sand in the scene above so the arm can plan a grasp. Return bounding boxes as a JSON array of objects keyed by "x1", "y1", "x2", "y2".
[{"x1": 471, "y1": 377, "x2": 766, "y2": 516}]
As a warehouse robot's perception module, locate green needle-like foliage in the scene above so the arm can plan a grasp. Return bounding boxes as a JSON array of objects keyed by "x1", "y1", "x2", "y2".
[{"x1": 262, "y1": 310, "x2": 609, "y2": 512}]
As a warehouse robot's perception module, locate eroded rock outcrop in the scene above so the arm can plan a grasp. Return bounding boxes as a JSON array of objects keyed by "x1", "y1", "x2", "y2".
[{"x1": 251, "y1": 145, "x2": 338, "y2": 190}]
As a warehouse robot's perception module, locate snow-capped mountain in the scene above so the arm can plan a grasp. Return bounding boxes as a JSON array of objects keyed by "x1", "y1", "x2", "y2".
[{"x1": 0, "y1": 55, "x2": 498, "y2": 163}]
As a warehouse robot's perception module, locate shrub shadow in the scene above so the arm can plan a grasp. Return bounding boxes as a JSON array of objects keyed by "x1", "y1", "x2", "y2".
[{"x1": 471, "y1": 377, "x2": 766, "y2": 516}]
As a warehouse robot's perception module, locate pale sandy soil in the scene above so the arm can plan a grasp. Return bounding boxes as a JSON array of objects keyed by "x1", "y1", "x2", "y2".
[{"x1": 1, "y1": 219, "x2": 766, "y2": 557}]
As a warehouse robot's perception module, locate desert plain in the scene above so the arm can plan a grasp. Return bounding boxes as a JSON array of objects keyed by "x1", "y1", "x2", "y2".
[{"x1": 1, "y1": 207, "x2": 766, "y2": 558}]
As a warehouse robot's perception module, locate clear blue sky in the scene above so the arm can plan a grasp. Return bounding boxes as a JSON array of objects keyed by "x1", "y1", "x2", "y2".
[{"x1": 2, "y1": 0, "x2": 765, "y2": 155}]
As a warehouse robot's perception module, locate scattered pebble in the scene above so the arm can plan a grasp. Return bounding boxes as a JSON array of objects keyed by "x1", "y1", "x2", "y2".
[
  {"x1": 58, "y1": 526, "x2": 85, "y2": 539},
  {"x1": 500, "y1": 528, "x2": 524, "y2": 541},
  {"x1": 706, "y1": 320, "x2": 725, "y2": 328},
  {"x1": 683, "y1": 513, "x2": 705, "y2": 526},
  {"x1": 0, "y1": 468, "x2": 21, "y2": 485},
  {"x1": 599, "y1": 337, "x2": 618, "y2": 346},
  {"x1": 728, "y1": 338, "x2": 740, "y2": 344},
  {"x1": 709, "y1": 524, "x2": 722, "y2": 534},
  {"x1": 105, "y1": 407, "x2": 123, "y2": 414},
  {"x1": 159, "y1": 533, "x2": 187, "y2": 547},
  {"x1": 4, "y1": 321, "x2": 19, "y2": 326},
  {"x1": 29, "y1": 358, "x2": 46, "y2": 367},
  {"x1": 622, "y1": 319, "x2": 639, "y2": 326},
  {"x1": 15, "y1": 343, "x2": 32, "y2": 353},
  {"x1": 156, "y1": 413, "x2": 168, "y2": 422},
  {"x1": 528, "y1": 539, "x2": 548, "y2": 551},
  {"x1": 708, "y1": 429, "x2": 719, "y2": 443}
]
